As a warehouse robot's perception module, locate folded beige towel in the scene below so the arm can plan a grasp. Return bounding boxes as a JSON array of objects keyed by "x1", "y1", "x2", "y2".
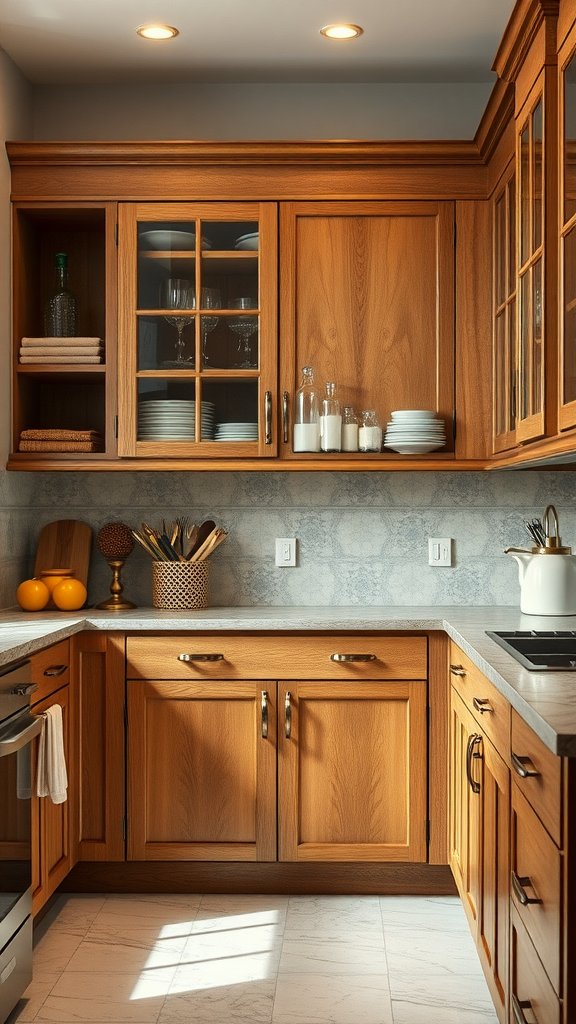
[
  {"x1": 36, "y1": 704, "x2": 68, "y2": 804},
  {"x1": 19, "y1": 355, "x2": 103, "y2": 364},
  {"x1": 20, "y1": 429, "x2": 102, "y2": 441},
  {"x1": 21, "y1": 337, "x2": 103, "y2": 347},
  {"x1": 20, "y1": 347, "x2": 103, "y2": 357}
]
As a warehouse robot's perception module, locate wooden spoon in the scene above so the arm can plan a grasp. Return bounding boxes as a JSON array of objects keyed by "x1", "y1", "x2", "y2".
[{"x1": 188, "y1": 519, "x2": 215, "y2": 559}]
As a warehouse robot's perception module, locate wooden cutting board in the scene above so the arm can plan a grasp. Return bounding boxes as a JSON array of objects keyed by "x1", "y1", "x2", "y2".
[{"x1": 34, "y1": 519, "x2": 93, "y2": 587}]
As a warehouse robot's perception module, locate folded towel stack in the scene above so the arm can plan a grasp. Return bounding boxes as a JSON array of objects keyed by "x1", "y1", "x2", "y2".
[
  {"x1": 19, "y1": 429, "x2": 104, "y2": 453},
  {"x1": 19, "y1": 337, "x2": 104, "y2": 364}
]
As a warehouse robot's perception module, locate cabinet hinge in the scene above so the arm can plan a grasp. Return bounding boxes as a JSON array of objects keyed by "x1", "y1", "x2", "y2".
[{"x1": 115, "y1": 415, "x2": 119, "y2": 439}]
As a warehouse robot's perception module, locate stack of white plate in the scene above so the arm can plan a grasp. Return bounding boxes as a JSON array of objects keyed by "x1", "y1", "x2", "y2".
[
  {"x1": 214, "y1": 422, "x2": 258, "y2": 442},
  {"x1": 138, "y1": 400, "x2": 215, "y2": 441},
  {"x1": 234, "y1": 232, "x2": 259, "y2": 251},
  {"x1": 384, "y1": 410, "x2": 446, "y2": 454}
]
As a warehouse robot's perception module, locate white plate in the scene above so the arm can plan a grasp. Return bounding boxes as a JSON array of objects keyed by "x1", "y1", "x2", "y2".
[
  {"x1": 390, "y1": 410, "x2": 437, "y2": 420},
  {"x1": 139, "y1": 230, "x2": 212, "y2": 251},
  {"x1": 385, "y1": 442, "x2": 445, "y2": 453},
  {"x1": 235, "y1": 232, "x2": 259, "y2": 251}
]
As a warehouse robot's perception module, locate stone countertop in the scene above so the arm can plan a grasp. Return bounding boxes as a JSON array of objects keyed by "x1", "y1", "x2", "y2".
[{"x1": 1, "y1": 604, "x2": 576, "y2": 756}]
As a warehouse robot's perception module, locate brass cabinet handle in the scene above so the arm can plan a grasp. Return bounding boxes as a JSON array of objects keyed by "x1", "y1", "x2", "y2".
[
  {"x1": 466, "y1": 733, "x2": 482, "y2": 794},
  {"x1": 265, "y1": 391, "x2": 272, "y2": 445},
  {"x1": 178, "y1": 654, "x2": 224, "y2": 662},
  {"x1": 472, "y1": 697, "x2": 493, "y2": 714},
  {"x1": 511, "y1": 751, "x2": 540, "y2": 778},
  {"x1": 511, "y1": 871, "x2": 541, "y2": 906},
  {"x1": 330, "y1": 653, "x2": 377, "y2": 662},
  {"x1": 283, "y1": 391, "x2": 289, "y2": 443},
  {"x1": 44, "y1": 664, "x2": 67, "y2": 676},
  {"x1": 450, "y1": 664, "x2": 466, "y2": 676},
  {"x1": 512, "y1": 995, "x2": 537, "y2": 1024},
  {"x1": 261, "y1": 690, "x2": 268, "y2": 739},
  {"x1": 284, "y1": 691, "x2": 292, "y2": 739}
]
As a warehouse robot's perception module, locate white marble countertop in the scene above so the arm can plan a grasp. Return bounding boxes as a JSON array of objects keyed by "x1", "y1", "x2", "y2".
[{"x1": 1, "y1": 604, "x2": 576, "y2": 756}]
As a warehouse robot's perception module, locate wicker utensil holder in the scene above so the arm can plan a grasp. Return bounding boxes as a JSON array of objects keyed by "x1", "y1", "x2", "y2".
[{"x1": 151, "y1": 561, "x2": 210, "y2": 609}]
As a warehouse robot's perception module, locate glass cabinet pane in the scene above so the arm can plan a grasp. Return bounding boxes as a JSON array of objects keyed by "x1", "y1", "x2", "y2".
[
  {"x1": 508, "y1": 176, "x2": 516, "y2": 296},
  {"x1": 495, "y1": 193, "x2": 506, "y2": 309},
  {"x1": 520, "y1": 125, "x2": 530, "y2": 266},
  {"x1": 532, "y1": 258, "x2": 542, "y2": 414},
  {"x1": 533, "y1": 101, "x2": 543, "y2": 252},
  {"x1": 564, "y1": 226, "x2": 576, "y2": 405},
  {"x1": 565, "y1": 53, "x2": 576, "y2": 224},
  {"x1": 494, "y1": 311, "x2": 507, "y2": 437},
  {"x1": 520, "y1": 271, "x2": 531, "y2": 421}
]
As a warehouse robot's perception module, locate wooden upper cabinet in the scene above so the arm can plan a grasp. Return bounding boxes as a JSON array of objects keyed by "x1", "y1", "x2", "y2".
[
  {"x1": 493, "y1": 168, "x2": 518, "y2": 452},
  {"x1": 279, "y1": 201, "x2": 456, "y2": 461},
  {"x1": 559, "y1": 21, "x2": 576, "y2": 430},
  {"x1": 117, "y1": 202, "x2": 278, "y2": 459}
]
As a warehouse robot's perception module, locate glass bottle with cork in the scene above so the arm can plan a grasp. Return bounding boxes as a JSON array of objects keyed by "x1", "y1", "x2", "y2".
[
  {"x1": 293, "y1": 366, "x2": 321, "y2": 452},
  {"x1": 44, "y1": 252, "x2": 78, "y2": 337}
]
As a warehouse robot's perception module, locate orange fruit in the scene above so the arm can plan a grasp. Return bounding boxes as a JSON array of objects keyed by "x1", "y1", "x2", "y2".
[
  {"x1": 52, "y1": 578, "x2": 87, "y2": 611},
  {"x1": 38, "y1": 569, "x2": 74, "y2": 595},
  {"x1": 16, "y1": 578, "x2": 50, "y2": 611}
]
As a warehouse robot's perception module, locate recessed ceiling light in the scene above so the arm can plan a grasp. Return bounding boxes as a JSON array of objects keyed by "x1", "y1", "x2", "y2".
[
  {"x1": 136, "y1": 24, "x2": 179, "y2": 40},
  {"x1": 320, "y1": 24, "x2": 363, "y2": 39}
]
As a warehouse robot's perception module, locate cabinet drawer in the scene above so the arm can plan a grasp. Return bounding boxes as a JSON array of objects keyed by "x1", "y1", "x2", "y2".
[
  {"x1": 511, "y1": 783, "x2": 561, "y2": 994},
  {"x1": 30, "y1": 639, "x2": 70, "y2": 703},
  {"x1": 510, "y1": 905, "x2": 561, "y2": 1024},
  {"x1": 449, "y1": 643, "x2": 510, "y2": 759},
  {"x1": 511, "y1": 709, "x2": 561, "y2": 846},
  {"x1": 126, "y1": 634, "x2": 427, "y2": 681}
]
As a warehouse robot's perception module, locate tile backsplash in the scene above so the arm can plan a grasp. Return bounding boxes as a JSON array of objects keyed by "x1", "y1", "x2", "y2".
[{"x1": 2, "y1": 469, "x2": 576, "y2": 610}]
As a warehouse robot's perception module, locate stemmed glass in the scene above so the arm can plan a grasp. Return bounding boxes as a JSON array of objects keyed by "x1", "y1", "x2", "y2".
[
  {"x1": 159, "y1": 278, "x2": 195, "y2": 367},
  {"x1": 228, "y1": 297, "x2": 258, "y2": 368},
  {"x1": 201, "y1": 287, "x2": 222, "y2": 368}
]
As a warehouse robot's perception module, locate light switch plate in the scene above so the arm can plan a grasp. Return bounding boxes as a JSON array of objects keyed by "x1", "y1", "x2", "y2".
[
  {"x1": 275, "y1": 538, "x2": 297, "y2": 566},
  {"x1": 428, "y1": 537, "x2": 452, "y2": 566}
]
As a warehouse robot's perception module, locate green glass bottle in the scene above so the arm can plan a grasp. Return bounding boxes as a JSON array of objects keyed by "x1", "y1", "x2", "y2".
[{"x1": 44, "y1": 252, "x2": 78, "y2": 336}]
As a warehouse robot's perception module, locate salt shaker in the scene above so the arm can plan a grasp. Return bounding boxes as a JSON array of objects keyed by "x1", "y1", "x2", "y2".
[
  {"x1": 342, "y1": 406, "x2": 359, "y2": 452},
  {"x1": 358, "y1": 410, "x2": 383, "y2": 452},
  {"x1": 320, "y1": 383, "x2": 342, "y2": 452}
]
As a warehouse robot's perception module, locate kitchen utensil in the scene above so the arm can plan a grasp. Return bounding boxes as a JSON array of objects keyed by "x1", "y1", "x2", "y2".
[
  {"x1": 95, "y1": 521, "x2": 137, "y2": 610},
  {"x1": 34, "y1": 520, "x2": 92, "y2": 588},
  {"x1": 189, "y1": 519, "x2": 216, "y2": 558},
  {"x1": 505, "y1": 504, "x2": 576, "y2": 614}
]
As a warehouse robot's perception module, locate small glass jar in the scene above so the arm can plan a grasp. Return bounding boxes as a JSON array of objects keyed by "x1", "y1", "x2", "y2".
[
  {"x1": 341, "y1": 406, "x2": 359, "y2": 452},
  {"x1": 293, "y1": 366, "x2": 321, "y2": 452},
  {"x1": 358, "y1": 410, "x2": 383, "y2": 453},
  {"x1": 320, "y1": 382, "x2": 342, "y2": 452}
]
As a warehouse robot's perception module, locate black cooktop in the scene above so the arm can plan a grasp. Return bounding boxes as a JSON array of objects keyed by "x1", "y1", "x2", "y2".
[{"x1": 486, "y1": 630, "x2": 576, "y2": 670}]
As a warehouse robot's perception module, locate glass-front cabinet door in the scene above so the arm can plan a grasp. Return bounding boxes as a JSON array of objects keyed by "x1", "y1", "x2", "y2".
[
  {"x1": 516, "y1": 95, "x2": 545, "y2": 444},
  {"x1": 560, "y1": 46, "x2": 576, "y2": 430},
  {"x1": 492, "y1": 170, "x2": 517, "y2": 453},
  {"x1": 117, "y1": 203, "x2": 277, "y2": 457}
]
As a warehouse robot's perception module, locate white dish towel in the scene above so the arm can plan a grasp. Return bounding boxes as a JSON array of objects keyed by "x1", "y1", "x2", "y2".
[{"x1": 36, "y1": 704, "x2": 68, "y2": 804}]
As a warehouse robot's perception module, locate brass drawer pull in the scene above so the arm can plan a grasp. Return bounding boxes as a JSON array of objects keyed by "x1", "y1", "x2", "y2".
[
  {"x1": 265, "y1": 391, "x2": 272, "y2": 445},
  {"x1": 283, "y1": 391, "x2": 289, "y2": 443},
  {"x1": 284, "y1": 691, "x2": 292, "y2": 739},
  {"x1": 466, "y1": 733, "x2": 482, "y2": 794},
  {"x1": 472, "y1": 697, "x2": 493, "y2": 714},
  {"x1": 330, "y1": 654, "x2": 377, "y2": 662},
  {"x1": 177, "y1": 654, "x2": 224, "y2": 662},
  {"x1": 261, "y1": 691, "x2": 268, "y2": 740},
  {"x1": 44, "y1": 664, "x2": 67, "y2": 676},
  {"x1": 511, "y1": 751, "x2": 540, "y2": 779},
  {"x1": 450, "y1": 664, "x2": 466, "y2": 676},
  {"x1": 511, "y1": 871, "x2": 541, "y2": 906},
  {"x1": 512, "y1": 995, "x2": 537, "y2": 1024}
]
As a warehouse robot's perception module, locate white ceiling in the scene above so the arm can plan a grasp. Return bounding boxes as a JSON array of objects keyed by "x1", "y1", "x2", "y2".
[{"x1": 0, "y1": 0, "x2": 516, "y2": 86}]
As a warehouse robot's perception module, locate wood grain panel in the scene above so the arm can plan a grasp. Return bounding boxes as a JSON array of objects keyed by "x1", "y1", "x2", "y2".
[
  {"x1": 31, "y1": 685, "x2": 72, "y2": 915},
  {"x1": 30, "y1": 639, "x2": 70, "y2": 703},
  {"x1": 449, "y1": 643, "x2": 511, "y2": 760},
  {"x1": 278, "y1": 680, "x2": 427, "y2": 863},
  {"x1": 127, "y1": 679, "x2": 276, "y2": 861},
  {"x1": 510, "y1": 905, "x2": 561, "y2": 1024},
  {"x1": 449, "y1": 688, "x2": 481, "y2": 934},
  {"x1": 478, "y1": 733, "x2": 510, "y2": 1024},
  {"x1": 511, "y1": 782, "x2": 561, "y2": 993},
  {"x1": 511, "y1": 708, "x2": 561, "y2": 845},
  {"x1": 428, "y1": 632, "x2": 449, "y2": 865},
  {"x1": 126, "y1": 634, "x2": 427, "y2": 681},
  {"x1": 73, "y1": 632, "x2": 125, "y2": 861}
]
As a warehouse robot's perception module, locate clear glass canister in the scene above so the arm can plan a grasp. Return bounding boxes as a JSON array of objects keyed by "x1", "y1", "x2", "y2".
[
  {"x1": 293, "y1": 366, "x2": 320, "y2": 452},
  {"x1": 342, "y1": 406, "x2": 359, "y2": 452},
  {"x1": 358, "y1": 410, "x2": 383, "y2": 452},
  {"x1": 320, "y1": 382, "x2": 342, "y2": 452}
]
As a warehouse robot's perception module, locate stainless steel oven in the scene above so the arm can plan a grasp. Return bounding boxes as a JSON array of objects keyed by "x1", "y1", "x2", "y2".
[{"x1": 0, "y1": 660, "x2": 42, "y2": 1024}]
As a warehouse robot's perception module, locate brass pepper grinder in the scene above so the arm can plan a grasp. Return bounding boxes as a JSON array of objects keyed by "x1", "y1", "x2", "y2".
[{"x1": 95, "y1": 522, "x2": 137, "y2": 610}]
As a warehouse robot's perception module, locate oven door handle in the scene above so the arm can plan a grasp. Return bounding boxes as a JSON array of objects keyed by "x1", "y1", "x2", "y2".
[{"x1": 0, "y1": 715, "x2": 43, "y2": 757}]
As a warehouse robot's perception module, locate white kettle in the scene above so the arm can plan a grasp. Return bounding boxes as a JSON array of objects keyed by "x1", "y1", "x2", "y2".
[{"x1": 505, "y1": 505, "x2": 576, "y2": 615}]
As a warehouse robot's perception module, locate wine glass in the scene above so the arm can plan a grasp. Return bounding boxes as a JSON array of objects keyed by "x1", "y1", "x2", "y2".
[
  {"x1": 228, "y1": 297, "x2": 258, "y2": 368},
  {"x1": 159, "y1": 278, "x2": 195, "y2": 367},
  {"x1": 201, "y1": 287, "x2": 222, "y2": 368}
]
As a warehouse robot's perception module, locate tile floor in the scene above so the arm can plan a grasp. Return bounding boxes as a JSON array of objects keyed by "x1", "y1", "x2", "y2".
[{"x1": 8, "y1": 893, "x2": 499, "y2": 1024}]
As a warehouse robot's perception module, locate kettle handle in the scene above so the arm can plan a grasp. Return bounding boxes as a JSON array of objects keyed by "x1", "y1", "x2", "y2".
[{"x1": 543, "y1": 505, "x2": 560, "y2": 546}]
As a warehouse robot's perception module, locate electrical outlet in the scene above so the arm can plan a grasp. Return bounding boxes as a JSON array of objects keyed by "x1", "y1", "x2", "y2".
[
  {"x1": 428, "y1": 537, "x2": 452, "y2": 567},
  {"x1": 275, "y1": 538, "x2": 297, "y2": 566}
]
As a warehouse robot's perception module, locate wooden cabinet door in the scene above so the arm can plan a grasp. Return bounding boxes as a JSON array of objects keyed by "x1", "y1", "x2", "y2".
[
  {"x1": 279, "y1": 200, "x2": 455, "y2": 459},
  {"x1": 278, "y1": 680, "x2": 427, "y2": 862},
  {"x1": 127, "y1": 680, "x2": 277, "y2": 861},
  {"x1": 31, "y1": 686, "x2": 72, "y2": 915},
  {"x1": 449, "y1": 688, "x2": 482, "y2": 932},
  {"x1": 477, "y1": 733, "x2": 509, "y2": 1024}
]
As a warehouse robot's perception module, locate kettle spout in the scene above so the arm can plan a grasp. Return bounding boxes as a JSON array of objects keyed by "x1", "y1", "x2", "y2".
[{"x1": 504, "y1": 547, "x2": 532, "y2": 584}]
